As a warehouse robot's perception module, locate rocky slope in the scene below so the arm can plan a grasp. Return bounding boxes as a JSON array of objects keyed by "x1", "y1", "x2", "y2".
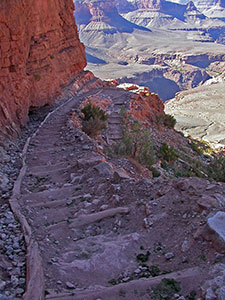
[
  {"x1": 0, "y1": 0, "x2": 86, "y2": 140},
  {"x1": 165, "y1": 81, "x2": 225, "y2": 148},
  {"x1": 5, "y1": 80, "x2": 225, "y2": 300}
]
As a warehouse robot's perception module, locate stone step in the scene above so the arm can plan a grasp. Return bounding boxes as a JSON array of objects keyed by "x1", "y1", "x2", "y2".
[
  {"x1": 29, "y1": 142, "x2": 65, "y2": 150},
  {"x1": 113, "y1": 98, "x2": 126, "y2": 105},
  {"x1": 27, "y1": 162, "x2": 71, "y2": 175},
  {"x1": 27, "y1": 146, "x2": 74, "y2": 155},
  {"x1": 21, "y1": 185, "x2": 82, "y2": 203},
  {"x1": 107, "y1": 133, "x2": 123, "y2": 140},
  {"x1": 45, "y1": 267, "x2": 201, "y2": 300},
  {"x1": 27, "y1": 206, "x2": 74, "y2": 227},
  {"x1": 107, "y1": 129, "x2": 122, "y2": 135},
  {"x1": 29, "y1": 195, "x2": 82, "y2": 208},
  {"x1": 109, "y1": 112, "x2": 122, "y2": 118},
  {"x1": 107, "y1": 119, "x2": 122, "y2": 125},
  {"x1": 34, "y1": 137, "x2": 60, "y2": 145},
  {"x1": 107, "y1": 115, "x2": 122, "y2": 123},
  {"x1": 107, "y1": 124, "x2": 121, "y2": 130}
]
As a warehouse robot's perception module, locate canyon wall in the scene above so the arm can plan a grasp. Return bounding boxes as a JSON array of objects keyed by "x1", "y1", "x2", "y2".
[
  {"x1": 0, "y1": 0, "x2": 86, "y2": 139},
  {"x1": 75, "y1": 0, "x2": 117, "y2": 23}
]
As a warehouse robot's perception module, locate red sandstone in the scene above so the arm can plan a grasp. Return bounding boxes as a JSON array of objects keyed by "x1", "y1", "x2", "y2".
[{"x1": 0, "y1": 0, "x2": 86, "y2": 139}]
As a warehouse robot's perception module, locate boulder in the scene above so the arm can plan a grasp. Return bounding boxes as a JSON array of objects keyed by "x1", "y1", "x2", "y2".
[
  {"x1": 203, "y1": 211, "x2": 225, "y2": 253},
  {"x1": 93, "y1": 162, "x2": 114, "y2": 177}
]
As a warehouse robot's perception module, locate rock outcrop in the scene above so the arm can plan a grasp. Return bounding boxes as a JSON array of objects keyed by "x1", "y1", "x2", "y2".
[
  {"x1": 184, "y1": 0, "x2": 206, "y2": 20},
  {"x1": 0, "y1": 0, "x2": 86, "y2": 140},
  {"x1": 204, "y1": 211, "x2": 225, "y2": 253},
  {"x1": 169, "y1": 0, "x2": 225, "y2": 20},
  {"x1": 75, "y1": 0, "x2": 149, "y2": 38},
  {"x1": 75, "y1": 0, "x2": 118, "y2": 24}
]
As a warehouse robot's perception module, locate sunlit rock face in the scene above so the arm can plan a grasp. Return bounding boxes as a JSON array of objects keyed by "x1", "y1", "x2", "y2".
[{"x1": 0, "y1": 0, "x2": 86, "y2": 139}]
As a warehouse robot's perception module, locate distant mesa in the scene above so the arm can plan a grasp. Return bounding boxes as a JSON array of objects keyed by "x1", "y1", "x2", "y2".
[
  {"x1": 74, "y1": 0, "x2": 151, "y2": 33},
  {"x1": 168, "y1": 0, "x2": 225, "y2": 20},
  {"x1": 74, "y1": 0, "x2": 225, "y2": 43},
  {"x1": 184, "y1": 1, "x2": 206, "y2": 20},
  {"x1": 116, "y1": 0, "x2": 210, "y2": 29}
]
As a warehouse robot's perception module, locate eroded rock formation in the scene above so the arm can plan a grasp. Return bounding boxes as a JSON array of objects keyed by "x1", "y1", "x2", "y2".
[
  {"x1": 75, "y1": 0, "x2": 118, "y2": 24},
  {"x1": 0, "y1": 0, "x2": 86, "y2": 139}
]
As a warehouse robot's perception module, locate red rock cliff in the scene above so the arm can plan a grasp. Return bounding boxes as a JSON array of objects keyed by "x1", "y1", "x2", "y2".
[{"x1": 0, "y1": 0, "x2": 86, "y2": 139}]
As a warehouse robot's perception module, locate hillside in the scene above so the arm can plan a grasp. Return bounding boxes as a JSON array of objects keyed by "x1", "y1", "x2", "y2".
[{"x1": 2, "y1": 80, "x2": 225, "y2": 300}]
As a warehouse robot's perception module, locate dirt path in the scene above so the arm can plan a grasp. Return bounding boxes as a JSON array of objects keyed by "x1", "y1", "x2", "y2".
[{"x1": 11, "y1": 87, "x2": 225, "y2": 300}]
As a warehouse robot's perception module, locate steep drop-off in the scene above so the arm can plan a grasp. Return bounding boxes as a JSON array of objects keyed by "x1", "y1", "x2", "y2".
[{"x1": 0, "y1": 0, "x2": 86, "y2": 139}]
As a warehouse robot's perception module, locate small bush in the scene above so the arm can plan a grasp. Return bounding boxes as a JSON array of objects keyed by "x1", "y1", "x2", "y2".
[
  {"x1": 136, "y1": 251, "x2": 150, "y2": 263},
  {"x1": 163, "y1": 114, "x2": 177, "y2": 128},
  {"x1": 159, "y1": 142, "x2": 179, "y2": 162},
  {"x1": 189, "y1": 139, "x2": 213, "y2": 156},
  {"x1": 207, "y1": 154, "x2": 225, "y2": 182},
  {"x1": 189, "y1": 141, "x2": 204, "y2": 155},
  {"x1": 152, "y1": 278, "x2": 181, "y2": 300},
  {"x1": 82, "y1": 118, "x2": 106, "y2": 137},
  {"x1": 149, "y1": 265, "x2": 160, "y2": 277},
  {"x1": 81, "y1": 103, "x2": 108, "y2": 137},
  {"x1": 111, "y1": 118, "x2": 155, "y2": 169},
  {"x1": 150, "y1": 167, "x2": 161, "y2": 177},
  {"x1": 156, "y1": 114, "x2": 176, "y2": 129},
  {"x1": 81, "y1": 103, "x2": 108, "y2": 122}
]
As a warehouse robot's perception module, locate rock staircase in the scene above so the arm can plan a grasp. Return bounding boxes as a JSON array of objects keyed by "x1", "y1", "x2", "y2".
[
  {"x1": 9, "y1": 86, "x2": 225, "y2": 300},
  {"x1": 105, "y1": 89, "x2": 130, "y2": 143}
]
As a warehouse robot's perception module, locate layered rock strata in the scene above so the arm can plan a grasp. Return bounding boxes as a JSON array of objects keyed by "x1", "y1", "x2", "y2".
[{"x1": 0, "y1": 0, "x2": 86, "y2": 140}]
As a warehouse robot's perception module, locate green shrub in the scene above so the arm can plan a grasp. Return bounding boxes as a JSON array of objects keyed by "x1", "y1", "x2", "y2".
[
  {"x1": 82, "y1": 118, "x2": 107, "y2": 137},
  {"x1": 136, "y1": 251, "x2": 150, "y2": 263},
  {"x1": 207, "y1": 154, "x2": 225, "y2": 182},
  {"x1": 156, "y1": 114, "x2": 176, "y2": 129},
  {"x1": 150, "y1": 167, "x2": 161, "y2": 178},
  {"x1": 189, "y1": 139, "x2": 213, "y2": 156},
  {"x1": 149, "y1": 265, "x2": 160, "y2": 277},
  {"x1": 81, "y1": 103, "x2": 108, "y2": 137},
  {"x1": 152, "y1": 278, "x2": 181, "y2": 300},
  {"x1": 163, "y1": 114, "x2": 176, "y2": 128},
  {"x1": 159, "y1": 142, "x2": 179, "y2": 162},
  {"x1": 112, "y1": 119, "x2": 155, "y2": 169},
  {"x1": 189, "y1": 141, "x2": 204, "y2": 155},
  {"x1": 81, "y1": 103, "x2": 108, "y2": 122}
]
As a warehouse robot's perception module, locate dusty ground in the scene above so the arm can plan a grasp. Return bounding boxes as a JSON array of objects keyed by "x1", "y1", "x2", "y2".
[{"x1": 9, "y1": 85, "x2": 225, "y2": 300}]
